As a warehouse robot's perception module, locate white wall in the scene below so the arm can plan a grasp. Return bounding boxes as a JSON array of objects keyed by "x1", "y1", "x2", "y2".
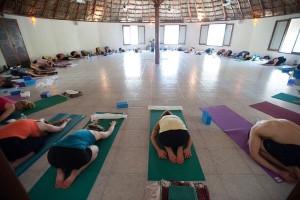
[{"x1": 0, "y1": 13, "x2": 300, "y2": 66}]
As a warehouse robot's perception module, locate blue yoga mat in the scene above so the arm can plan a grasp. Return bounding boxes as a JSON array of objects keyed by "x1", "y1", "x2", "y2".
[{"x1": 15, "y1": 113, "x2": 86, "y2": 176}]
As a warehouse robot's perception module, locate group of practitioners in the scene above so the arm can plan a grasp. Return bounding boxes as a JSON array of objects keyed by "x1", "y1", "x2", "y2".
[{"x1": 0, "y1": 94, "x2": 299, "y2": 188}]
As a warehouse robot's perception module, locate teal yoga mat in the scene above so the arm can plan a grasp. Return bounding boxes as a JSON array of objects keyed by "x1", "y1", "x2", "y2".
[
  {"x1": 4, "y1": 95, "x2": 68, "y2": 123},
  {"x1": 16, "y1": 113, "x2": 86, "y2": 176},
  {"x1": 148, "y1": 110, "x2": 205, "y2": 181},
  {"x1": 272, "y1": 93, "x2": 300, "y2": 105},
  {"x1": 29, "y1": 112, "x2": 125, "y2": 200}
]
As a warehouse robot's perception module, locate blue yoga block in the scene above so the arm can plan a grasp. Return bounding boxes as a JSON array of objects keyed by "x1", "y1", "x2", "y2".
[
  {"x1": 287, "y1": 79, "x2": 296, "y2": 85},
  {"x1": 16, "y1": 82, "x2": 26, "y2": 87},
  {"x1": 202, "y1": 111, "x2": 212, "y2": 125},
  {"x1": 294, "y1": 69, "x2": 300, "y2": 74},
  {"x1": 117, "y1": 101, "x2": 128, "y2": 109},
  {"x1": 296, "y1": 74, "x2": 300, "y2": 79},
  {"x1": 282, "y1": 68, "x2": 290, "y2": 73},
  {"x1": 23, "y1": 75, "x2": 32, "y2": 81},
  {"x1": 10, "y1": 90, "x2": 21, "y2": 95},
  {"x1": 104, "y1": 54, "x2": 107, "y2": 56},
  {"x1": 24, "y1": 80, "x2": 36, "y2": 85},
  {"x1": 40, "y1": 91, "x2": 50, "y2": 98}
]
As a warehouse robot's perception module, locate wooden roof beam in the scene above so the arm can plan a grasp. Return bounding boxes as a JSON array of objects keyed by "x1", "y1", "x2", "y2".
[
  {"x1": 247, "y1": 0, "x2": 254, "y2": 17},
  {"x1": 172, "y1": 0, "x2": 175, "y2": 20},
  {"x1": 0, "y1": 0, "x2": 8, "y2": 15},
  {"x1": 201, "y1": 0, "x2": 206, "y2": 18},
  {"x1": 269, "y1": 0, "x2": 274, "y2": 16},
  {"x1": 210, "y1": 0, "x2": 216, "y2": 19},
  {"x1": 279, "y1": 0, "x2": 285, "y2": 14},
  {"x1": 111, "y1": 0, "x2": 114, "y2": 20},
  {"x1": 258, "y1": 0, "x2": 265, "y2": 17},
  {"x1": 236, "y1": 0, "x2": 244, "y2": 19},
  {"x1": 84, "y1": 1, "x2": 89, "y2": 20},
  {"x1": 142, "y1": 0, "x2": 144, "y2": 20},
  {"x1": 65, "y1": 2, "x2": 71, "y2": 20},
  {"x1": 117, "y1": 0, "x2": 122, "y2": 21},
  {"x1": 222, "y1": 4, "x2": 227, "y2": 20},
  {"x1": 18, "y1": 0, "x2": 24, "y2": 14},
  {"x1": 102, "y1": 0, "x2": 107, "y2": 21},
  {"x1": 31, "y1": 0, "x2": 39, "y2": 15},
  {"x1": 135, "y1": 0, "x2": 137, "y2": 21},
  {"x1": 53, "y1": 0, "x2": 61, "y2": 18},
  {"x1": 194, "y1": 0, "x2": 199, "y2": 22},
  {"x1": 187, "y1": 0, "x2": 192, "y2": 22},
  {"x1": 75, "y1": 3, "x2": 80, "y2": 20},
  {"x1": 179, "y1": 0, "x2": 182, "y2": 19},
  {"x1": 93, "y1": 0, "x2": 97, "y2": 21},
  {"x1": 230, "y1": 4, "x2": 235, "y2": 18},
  {"x1": 42, "y1": 0, "x2": 49, "y2": 17},
  {"x1": 126, "y1": 0, "x2": 129, "y2": 22}
]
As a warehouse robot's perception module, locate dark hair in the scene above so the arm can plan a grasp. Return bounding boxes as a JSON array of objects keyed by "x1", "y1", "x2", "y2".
[
  {"x1": 160, "y1": 110, "x2": 172, "y2": 119},
  {"x1": 87, "y1": 124, "x2": 105, "y2": 132},
  {"x1": 71, "y1": 51, "x2": 76, "y2": 56}
]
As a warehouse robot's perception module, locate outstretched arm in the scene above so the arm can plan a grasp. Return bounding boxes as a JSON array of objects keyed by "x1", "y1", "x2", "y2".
[
  {"x1": 0, "y1": 103, "x2": 15, "y2": 122},
  {"x1": 38, "y1": 118, "x2": 72, "y2": 135},
  {"x1": 92, "y1": 121, "x2": 117, "y2": 140},
  {"x1": 151, "y1": 122, "x2": 167, "y2": 159}
]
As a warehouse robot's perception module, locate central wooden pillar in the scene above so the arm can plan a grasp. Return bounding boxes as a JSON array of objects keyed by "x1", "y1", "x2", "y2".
[{"x1": 154, "y1": 3, "x2": 160, "y2": 64}]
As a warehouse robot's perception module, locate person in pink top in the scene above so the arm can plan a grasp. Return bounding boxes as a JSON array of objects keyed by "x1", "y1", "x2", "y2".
[{"x1": 0, "y1": 97, "x2": 35, "y2": 122}]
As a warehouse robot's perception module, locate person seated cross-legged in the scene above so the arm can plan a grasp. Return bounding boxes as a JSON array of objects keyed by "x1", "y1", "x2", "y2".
[{"x1": 151, "y1": 111, "x2": 192, "y2": 165}]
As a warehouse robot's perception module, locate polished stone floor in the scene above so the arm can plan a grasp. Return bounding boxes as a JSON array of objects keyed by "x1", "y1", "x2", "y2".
[{"x1": 15, "y1": 51, "x2": 300, "y2": 199}]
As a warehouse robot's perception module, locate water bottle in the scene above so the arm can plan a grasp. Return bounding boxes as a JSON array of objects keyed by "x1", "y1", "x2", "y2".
[{"x1": 20, "y1": 113, "x2": 27, "y2": 119}]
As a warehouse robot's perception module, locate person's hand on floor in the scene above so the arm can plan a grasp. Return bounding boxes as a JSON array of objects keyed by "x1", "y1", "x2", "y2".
[
  {"x1": 183, "y1": 148, "x2": 192, "y2": 158},
  {"x1": 279, "y1": 170, "x2": 298, "y2": 183},
  {"x1": 157, "y1": 149, "x2": 167, "y2": 159}
]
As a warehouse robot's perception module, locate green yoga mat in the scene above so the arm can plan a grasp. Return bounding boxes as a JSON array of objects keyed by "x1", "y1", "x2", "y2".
[
  {"x1": 148, "y1": 110, "x2": 205, "y2": 181},
  {"x1": 16, "y1": 113, "x2": 86, "y2": 176},
  {"x1": 4, "y1": 95, "x2": 68, "y2": 122},
  {"x1": 272, "y1": 93, "x2": 300, "y2": 105},
  {"x1": 29, "y1": 112, "x2": 125, "y2": 200}
]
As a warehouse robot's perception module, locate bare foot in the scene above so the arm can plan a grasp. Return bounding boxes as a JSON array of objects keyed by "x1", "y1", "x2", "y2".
[
  {"x1": 55, "y1": 168, "x2": 65, "y2": 188},
  {"x1": 62, "y1": 170, "x2": 78, "y2": 189},
  {"x1": 165, "y1": 147, "x2": 177, "y2": 163},
  {"x1": 176, "y1": 146, "x2": 184, "y2": 164}
]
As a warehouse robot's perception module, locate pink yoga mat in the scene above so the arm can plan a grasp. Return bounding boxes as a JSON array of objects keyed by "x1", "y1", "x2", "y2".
[
  {"x1": 250, "y1": 101, "x2": 300, "y2": 125},
  {"x1": 200, "y1": 105, "x2": 284, "y2": 183},
  {"x1": 5, "y1": 94, "x2": 28, "y2": 101}
]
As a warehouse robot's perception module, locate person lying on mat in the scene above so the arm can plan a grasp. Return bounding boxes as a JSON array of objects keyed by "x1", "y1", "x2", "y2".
[
  {"x1": 0, "y1": 76, "x2": 16, "y2": 88},
  {"x1": 104, "y1": 46, "x2": 112, "y2": 54},
  {"x1": 70, "y1": 51, "x2": 81, "y2": 58},
  {"x1": 223, "y1": 50, "x2": 232, "y2": 57},
  {"x1": 151, "y1": 111, "x2": 192, "y2": 165},
  {"x1": 249, "y1": 119, "x2": 300, "y2": 183},
  {"x1": 0, "y1": 97, "x2": 35, "y2": 122},
  {"x1": 217, "y1": 49, "x2": 225, "y2": 55},
  {"x1": 47, "y1": 120, "x2": 117, "y2": 189},
  {"x1": 0, "y1": 118, "x2": 71, "y2": 169},
  {"x1": 56, "y1": 53, "x2": 70, "y2": 61}
]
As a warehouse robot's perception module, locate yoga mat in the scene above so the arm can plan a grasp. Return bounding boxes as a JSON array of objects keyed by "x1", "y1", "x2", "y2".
[
  {"x1": 5, "y1": 95, "x2": 68, "y2": 121},
  {"x1": 272, "y1": 93, "x2": 300, "y2": 105},
  {"x1": 250, "y1": 101, "x2": 300, "y2": 125},
  {"x1": 148, "y1": 110, "x2": 205, "y2": 181},
  {"x1": 4, "y1": 94, "x2": 27, "y2": 101},
  {"x1": 200, "y1": 105, "x2": 284, "y2": 183},
  {"x1": 29, "y1": 112, "x2": 125, "y2": 200},
  {"x1": 16, "y1": 113, "x2": 86, "y2": 176}
]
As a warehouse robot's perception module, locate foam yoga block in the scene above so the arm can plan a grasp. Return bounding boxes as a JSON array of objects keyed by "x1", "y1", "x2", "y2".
[
  {"x1": 10, "y1": 90, "x2": 21, "y2": 95},
  {"x1": 202, "y1": 111, "x2": 211, "y2": 125},
  {"x1": 16, "y1": 82, "x2": 26, "y2": 87},
  {"x1": 117, "y1": 101, "x2": 128, "y2": 109},
  {"x1": 41, "y1": 91, "x2": 50, "y2": 98},
  {"x1": 25, "y1": 80, "x2": 36, "y2": 85},
  {"x1": 23, "y1": 75, "x2": 32, "y2": 81},
  {"x1": 282, "y1": 68, "x2": 290, "y2": 73}
]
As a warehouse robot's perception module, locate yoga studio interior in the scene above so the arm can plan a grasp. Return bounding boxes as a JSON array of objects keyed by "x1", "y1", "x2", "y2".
[{"x1": 0, "y1": 0, "x2": 300, "y2": 199}]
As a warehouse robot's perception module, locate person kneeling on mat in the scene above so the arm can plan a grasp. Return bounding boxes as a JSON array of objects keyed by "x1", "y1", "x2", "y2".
[
  {"x1": 248, "y1": 119, "x2": 300, "y2": 183},
  {"x1": 151, "y1": 111, "x2": 192, "y2": 164},
  {"x1": 47, "y1": 120, "x2": 117, "y2": 189},
  {"x1": 0, "y1": 118, "x2": 71, "y2": 169}
]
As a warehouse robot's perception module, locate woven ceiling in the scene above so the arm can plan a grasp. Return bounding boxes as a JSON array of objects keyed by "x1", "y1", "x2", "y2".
[{"x1": 1, "y1": 0, "x2": 299, "y2": 23}]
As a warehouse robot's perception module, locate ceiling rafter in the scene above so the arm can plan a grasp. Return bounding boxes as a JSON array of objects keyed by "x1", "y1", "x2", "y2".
[
  {"x1": 172, "y1": 0, "x2": 174, "y2": 20},
  {"x1": 179, "y1": 0, "x2": 182, "y2": 19},
  {"x1": 42, "y1": 0, "x2": 49, "y2": 17},
  {"x1": 230, "y1": 4, "x2": 235, "y2": 18},
  {"x1": 65, "y1": 2, "x2": 70, "y2": 19},
  {"x1": 93, "y1": 0, "x2": 97, "y2": 21},
  {"x1": 117, "y1": 0, "x2": 122, "y2": 20},
  {"x1": 148, "y1": 0, "x2": 150, "y2": 22},
  {"x1": 18, "y1": 0, "x2": 24, "y2": 14},
  {"x1": 84, "y1": 1, "x2": 89, "y2": 20},
  {"x1": 102, "y1": 0, "x2": 107, "y2": 21},
  {"x1": 142, "y1": 0, "x2": 143, "y2": 20},
  {"x1": 222, "y1": 4, "x2": 227, "y2": 20},
  {"x1": 236, "y1": 0, "x2": 244, "y2": 19},
  {"x1": 247, "y1": 0, "x2": 254, "y2": 17},
  {"x1": 269, "y1": 0, "x2": 274, "y2": 16},
  {"x1": 279, "y1": 0, "x2": 285, "y2": 14},
  {"x1": 187, "y1": 0, "x2": 192, "y2": 22},
  {"x1": 200, "y1": 0, "x2": 206, "y2": 19},
  {"x1": 194, "y1": 0, "x2": 199, "y2": 22},
  {"x1": 53, "y1": 0, "x2": 61, "y2": 18},
  {"x1": 258, "y1": 0, "x2": 265, "y2": 17},
  {"x1": 31, "y1": 0, "x2": 39, "y2": 15},
  {"x1": 111, "y1": 0, "x2": 114, "y2": 20},
  {"x1": 75, "y1": 3, "x2": 80, "y2": 20},
  {"x1": 210, "y1": 0, "x2": 216, "y2": 19},
  {"x1": 135, "y1": 0, "x2": 137, "y2": 21},
  {"x1": 126, "y1": 0, "x2": 129, "y2": 22}
]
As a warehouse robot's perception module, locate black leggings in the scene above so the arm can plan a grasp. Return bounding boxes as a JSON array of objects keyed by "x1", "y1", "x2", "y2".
[
  {"x1": 158, "y1": 129, "x2": 190, "y2": 148},
  {"x1": 47, "y1": 146, "x2": 92, "y2": 171},
  {"x1": 0, "y1": 137, "x2": 45, "y2": 161}
]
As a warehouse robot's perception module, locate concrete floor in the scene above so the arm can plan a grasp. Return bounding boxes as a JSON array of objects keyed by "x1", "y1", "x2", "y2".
[{"x1": 14, "y1": 51, "x2": 300, "y2": 199}]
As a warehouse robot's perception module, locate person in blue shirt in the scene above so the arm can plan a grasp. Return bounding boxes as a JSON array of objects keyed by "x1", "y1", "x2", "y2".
[{"x1": 47, "y1": 120, "x2": 117, "y2": 189}]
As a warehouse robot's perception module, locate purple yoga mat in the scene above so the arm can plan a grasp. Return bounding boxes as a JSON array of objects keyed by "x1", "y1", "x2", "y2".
[
  {"x1": 5, "y1": 94, "x2": 28, "y2": 101},
  {"x1": 250, "y1": 101, "x2": 300, "y2": 126},
  {"x1": 200, "y1": 105, "x2": 284, "y2": 183}
]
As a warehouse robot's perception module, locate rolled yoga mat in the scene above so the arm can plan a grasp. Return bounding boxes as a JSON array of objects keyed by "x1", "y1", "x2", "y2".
[
  {"x1": 250, "y1": 101, "x2": 300, "y2": 125},
  {"x1": 29, "y1": 112, "x2": 125, "y2": 200},
  {"x1": 148, "y1": 109, "x2": 205, "y2": 181},
  {"x1": 16, "y1": 113, "x2": 86, "y2": 176},
  {"x1": 4, "y1": 95, "x2": 68, "y2": 123},
  {"x1": 200, "y1": 105, "x2": 284, "y2": 183},
  {"x1": 272, "y1": 93, "x2": 300, "y2": 105}
]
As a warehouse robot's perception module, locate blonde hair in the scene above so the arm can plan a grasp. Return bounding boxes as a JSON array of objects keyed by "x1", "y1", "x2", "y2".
[{"x1": 16, "y1": 101, "x2": 35, "y2": 110}]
